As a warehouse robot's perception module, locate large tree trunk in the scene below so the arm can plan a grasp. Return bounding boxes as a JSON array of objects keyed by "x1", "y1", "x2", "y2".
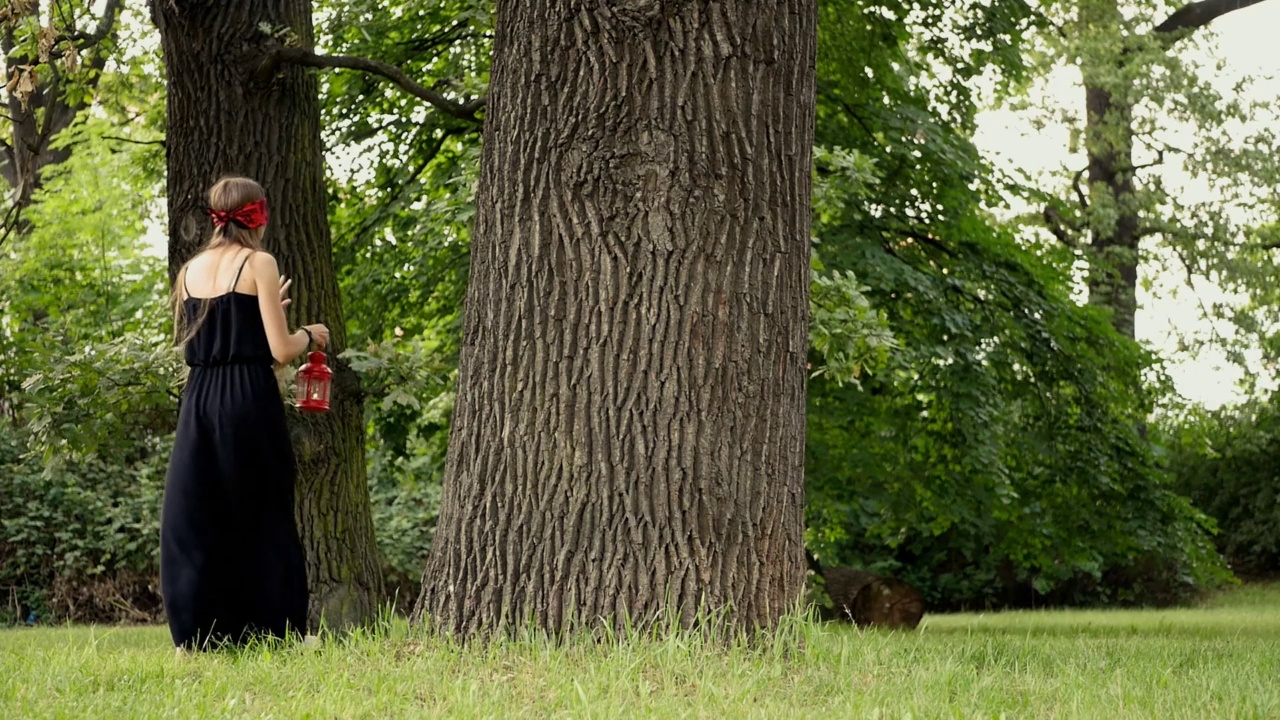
[
  {"x1": 417, "y1": 0, "x2": 816, "y2": 638},
  {"x1": 151, "y1": 0, "x2": 383, "y2": 629}
]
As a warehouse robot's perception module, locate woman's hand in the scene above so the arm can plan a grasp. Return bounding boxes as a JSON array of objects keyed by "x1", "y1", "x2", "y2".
[
  {"x1": 278, "y1": 275, "x2": 293, "y2": 310},
  {"x1": 303, "y1": 323, "x2": 330, "y2": 349}
]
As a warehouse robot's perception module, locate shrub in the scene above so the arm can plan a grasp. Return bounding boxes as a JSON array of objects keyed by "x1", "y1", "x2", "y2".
[
  {"x1": 0, "y1": 428, "x2": 168, "y2": 625},
  {"x1": 1, "y1": 333, "x2": 457, "y2": 625},
  {"x1": 1164, "y1": 400, "x2": 1280, "y2": 579}
]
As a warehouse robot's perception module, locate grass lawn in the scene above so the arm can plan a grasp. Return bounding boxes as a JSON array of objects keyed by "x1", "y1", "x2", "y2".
[{"x1": 2, "y1": 584, "x2": 1279, "y2": 719}]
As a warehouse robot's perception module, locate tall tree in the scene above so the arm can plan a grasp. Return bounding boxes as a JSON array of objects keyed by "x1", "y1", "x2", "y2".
[
  {"x1": 1037, "y1": 0, "x2": 1279, "y2": 340},
  {"x1": 416, "y1": 0, "x2": 818, "y2": 637},
  {"x1": 1, "y1": 0, "x2": 124, "y2": 244},
  {"x1": 801, "y1": 0, "x2": 1222, "y2": 610},
  {"x1": 149, "y1": 0, "x2": 383, "y2": 628}
]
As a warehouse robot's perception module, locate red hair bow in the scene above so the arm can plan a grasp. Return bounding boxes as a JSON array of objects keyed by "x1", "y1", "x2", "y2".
[{"x1": 206, "y1": 198, "x2": 269, "y2": 230}]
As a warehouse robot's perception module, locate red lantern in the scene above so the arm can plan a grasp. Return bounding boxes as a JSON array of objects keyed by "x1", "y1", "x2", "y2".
[{"x1": 296, "y1": 351, "x2": 332, "y2": 413}]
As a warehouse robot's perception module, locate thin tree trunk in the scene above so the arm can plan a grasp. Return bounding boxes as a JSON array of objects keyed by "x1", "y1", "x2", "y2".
[
  {"x1": 1084, "y1": 82, "x2": 1139, "y2": 340},
  {"x1": 417, "y1": 0, "x2": 816, "y2": 638},
  {"x1": 151, "y1": 0, "x2": 383, "y2": 629},
  {"x1": 1078, "y1": 0, "x2": 1141, "y2": 340}
]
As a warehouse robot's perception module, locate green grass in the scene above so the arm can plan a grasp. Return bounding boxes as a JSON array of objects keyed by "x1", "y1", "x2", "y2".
[{"x1": 3, "y1": 585, "x2": 1279, "y2": 719}]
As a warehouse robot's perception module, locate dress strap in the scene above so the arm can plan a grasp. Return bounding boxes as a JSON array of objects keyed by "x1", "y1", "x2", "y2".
[{"x1": 229, "y1": 251, "x2": 255, "y2": 293}]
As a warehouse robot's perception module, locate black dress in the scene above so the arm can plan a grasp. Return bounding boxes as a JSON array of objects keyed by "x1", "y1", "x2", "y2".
[{"x1": 161, "y1": 255, "x2": 308, "y2": 649}]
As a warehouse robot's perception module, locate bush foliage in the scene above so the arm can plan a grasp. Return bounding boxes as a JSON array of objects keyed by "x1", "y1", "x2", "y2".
[{"x1": 1164, "y1": 400, "x2": 1280, "y2": 579}]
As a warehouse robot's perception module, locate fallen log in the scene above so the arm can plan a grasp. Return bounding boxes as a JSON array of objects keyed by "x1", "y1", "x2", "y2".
[{"x1": 818, "y1": 566, "x2": 925, "y2": 630}]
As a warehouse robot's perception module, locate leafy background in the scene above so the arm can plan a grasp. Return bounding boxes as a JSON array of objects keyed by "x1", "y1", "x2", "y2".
[{"x1": 3, "y1": 0, "x2": 1277, "y2": 623}]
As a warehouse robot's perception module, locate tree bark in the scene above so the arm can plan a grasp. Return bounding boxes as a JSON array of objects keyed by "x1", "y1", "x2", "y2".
[
  {"x1": 151, "y1": 0, "x2": 383, "y2": 630},
  {"x1": 1152, "y1": 0, "x2": 1270, "y2": 35},
  {"x1": 416, "y1": 0, "x2": 816, "y2": 638}
]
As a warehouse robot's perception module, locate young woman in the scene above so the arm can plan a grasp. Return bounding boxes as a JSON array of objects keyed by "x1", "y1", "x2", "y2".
[{"x1": 161, "y1": 176, "x2": 329, "y2": 650}]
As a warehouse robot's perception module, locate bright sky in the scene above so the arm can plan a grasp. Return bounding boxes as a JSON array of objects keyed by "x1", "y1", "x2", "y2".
[{"x1": 974, "y1": 2, "x2": 1280, "y2": 409}]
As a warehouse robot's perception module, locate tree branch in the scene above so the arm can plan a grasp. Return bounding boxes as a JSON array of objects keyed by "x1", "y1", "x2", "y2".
[
  {"x1": 872, "y1": 222, "x2": 957, "y2": 257},
  {"x1": 83, "y1": 0, "x2": 122, "y2": 73},
  {"x1": 54, "y1": 0, "x2": 121, "y2": 51},
  {"x1": 1135, "y1": 131, "x2": 1191, "y2": 158},
  {"x1": 1152, "y1": 0, "x2": 1271, "y2": 38},
  {"x1": 816, "y1": 82, "x2": 884, "y2": 149},
  {"x1": 0, "y1": 201, "x2": 25, "y2": 250},
  {"x1": 1026, "y1": 6, "x2": 1070, "y2": 40},
  {"x1": 1043, "y1": 205, "x2": 1080, "y2": 247},
  {"x1": 344, "y1": 126, "x2": 465, "y2": 245},
  {"x1": 1072, "y1": 167, "x2": 1089, "y2": 210},
  {"x1": 399, "y1": 20, "x2": 476, "y2": 53},
  {"x1": 1168, "y1": 242, "x2": 1230, "y2": 347},
  {"x1": 268, "y1": 47, "x2": 484, "y2": 122},
  {"x1": 89, "y1": 0, "x2": 123, "y2": 46},
  {"x1": 102, "y1": 135, "x2": 166, "y2": 148},
  {"x1": 1131, "y1": 149, "x2": 1165, "y2": 173}
]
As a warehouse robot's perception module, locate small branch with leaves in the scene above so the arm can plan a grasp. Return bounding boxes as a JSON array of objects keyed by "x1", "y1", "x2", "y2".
[
  {"x1": 342, "y1": 126, "x2": 469, "y2": 245},
  {"x1": 0, "y1": 200, "x2": 25, "y2": 249},
  {"x1": 54, "y1": 0, "x2": 121, "y2": 50},
  {"x1": 1130, "y1": 149, "x2": 1166, "y2": 174},
  {"x1": 1042, "y1": 169, "x2": 1090, "y2": 248},
  {"x1": 42, "y1": 0, "x2": 121, "y2": 67},
  {"x1": 1043, "y1": 205, "x2": 1083, "y2": 248},
  {"x1": 1168, "y1": 241, "x2": 1232, "y2": 347},
  {"x1": 1258, "y1": 225, "x2": 1280, "y2": 250}
]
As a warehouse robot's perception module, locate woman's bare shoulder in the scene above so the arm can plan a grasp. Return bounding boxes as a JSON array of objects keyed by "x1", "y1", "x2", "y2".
[{"x1": 248, "y1": 250, "x2": 280, "y2": 270}]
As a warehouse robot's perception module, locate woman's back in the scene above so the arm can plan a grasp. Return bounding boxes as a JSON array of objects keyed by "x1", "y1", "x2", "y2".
[{"x1": 181, "y1": 249, "x2": 272, "y2": 368}]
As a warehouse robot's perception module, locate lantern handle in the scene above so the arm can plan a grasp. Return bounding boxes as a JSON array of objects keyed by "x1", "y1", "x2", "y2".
[
  {"x1": 315, "y1": 326, "x2": 333, "y2": 358},
  {"x1": 317, "y1": 341, "x2": 339, "y2": 375},
  {"x1": 305, "y1": 327, "x2": 335, "y2": 361}
]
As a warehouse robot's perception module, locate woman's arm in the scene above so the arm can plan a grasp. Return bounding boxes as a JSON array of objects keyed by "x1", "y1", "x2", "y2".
[{"x1": 251, "y1": 252, "x2": 311, "y2": 365}]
